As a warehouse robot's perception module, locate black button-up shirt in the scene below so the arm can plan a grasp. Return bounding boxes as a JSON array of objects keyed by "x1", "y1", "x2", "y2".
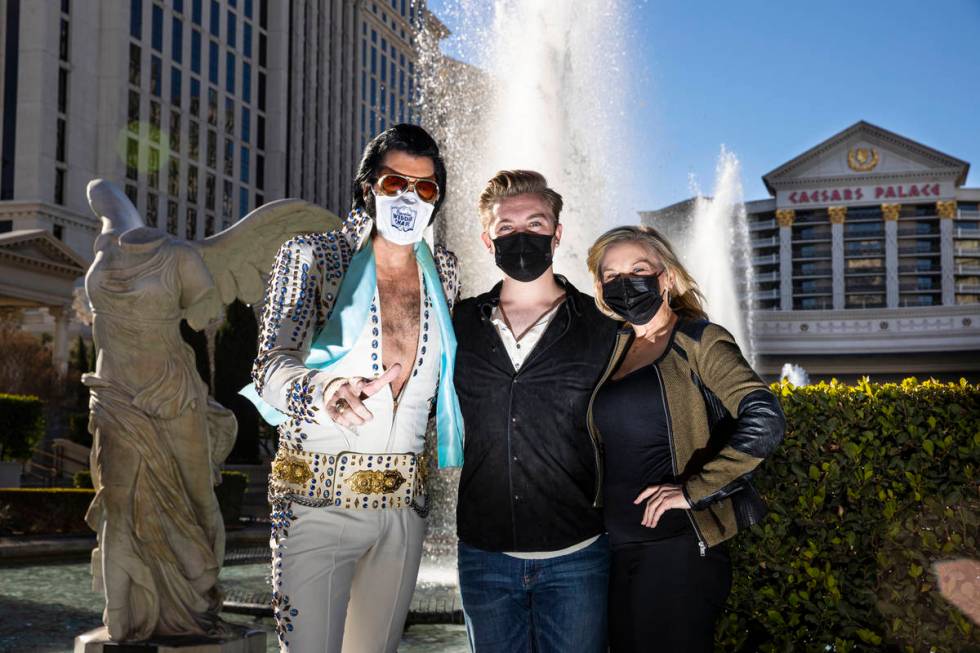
[{"x1": 453, "y1": 277, "x2": 618, "y2": 552}]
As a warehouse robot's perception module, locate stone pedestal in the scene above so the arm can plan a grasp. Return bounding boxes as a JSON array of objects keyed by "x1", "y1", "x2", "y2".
[{"x1": 74, "y1": 627, "x2": 267, "y2": 653}]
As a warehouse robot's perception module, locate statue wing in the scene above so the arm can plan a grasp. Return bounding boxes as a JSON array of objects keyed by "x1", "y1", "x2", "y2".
[
  {"x1": 86, "y1": 179, "x2": 144, "y2": 254},
  {"x1": 184, "y1": 199, "x2": 342, "y2": 329}
]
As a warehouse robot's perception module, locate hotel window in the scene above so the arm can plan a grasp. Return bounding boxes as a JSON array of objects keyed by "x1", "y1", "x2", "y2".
[
  {"x1": 55, "y1": 168, "x2": 66, "y2": 205},
  {"x1": 256, "y1": 154, "x2": 264, "y2": 190},
  {"x1": 168, "y1": 157, "x2": 180, "y2": 197},
  {"x1": 205, "y1": 213, "x2": 215, "y2": 236},
  {"x1": 189, "y1": 120, "x2": 200, "y2": 158},
  {"x1": 146, "y1": 192, "x2": 159, "y2": 226},
  {"x1": 57, "y1": 68, "x2": 68, "y2": 114},
  {"x1": 188, "y1": 164, "x2": 199, "y2": 202},
  {"x1": 56, "y1": 118, "x2": 67, "y2": 162},
  {"x1": 239, "y1": 186, "x2": 248, "y2": 218},
  {"x1": 172, "y1": 16, "x2": 183, "y2": 62},
  {"x1": 151, "y1": 56, "x2": 162, "y2": 96},
  {"x1": 227, "y1": 10, "x2": 237, "y2": 49},
  {"x1": 258, "y1": 72, "x2": 266, "y2": 111},
  {"x1": 222, "y1": 179, "x2": 233, "y2": 222},
  {"x1": 791, "y1": 209, "x2": 832, "y2": 310},
  {"x1": 210, "y1": 0, "x2": 220, "y2": 37},
  {"x1": 186, "y1": 207, "x2": 197, "y2": 239},
  {"x1": 150, "y1": 101, "x2": 161, "y2": 139},
  {"x1": 260, "y1": 0, "x2": 267, "y2": 29},
  {"x1": 224, "y1": 139, "x2": 234, "y2": 175},
  {"x1": 192, "y1": 0, "x2": 202, "y2": 25},
  {"x1": 225, "y1": 98, "x2": 235, "y2": 134},
  {"x1": 151, "y1": 3, "x2": 163, "y2": 52},
  {"x1": 206, "y1": 173, "x2": 216, "y2": 210},
  {"x1": 131, "y1": 0, "x2": 143, "y2": 39},
  {"x1": 242, "y1": 63, "x2": 251, "y2": 102},
  {"x1": 243, "y1": 23, "x2": 252, "y2": 58},
  {"x1": 209, "y1": 41, "x2": 219, "y2": 84},
  {"x1": 129, "y1": 44, "x2": 142, "y2": 86},
  {"x1": 240, "y1": 146, "x2": 249, "y2": 183},
  {"x1": 190, "y1": 77, "x2": 201, "y2": 116},
  {"x1": 207, "y1": 87, "x2": 218, "y2": 125},
  {"x1": 59, "y1": 19, "x2": 70, "y2": 62},
  {"x1": 148, "y1": 148, "x2": 160, "y2": 188},
  {"x1": 125, "y1": 184, "x2": 138, "y2": 206},
  {"x1": 207, "y1": 129, "x2": 217, "y2": 168},
  {"x1": 241, "y1": 107, "x2": 250, "y2": 142},
  {"x1": 256, "y1": 115, "x2": 265, "y2": 150},
  {"x1": 191, "y1": 30, "x2": 201, "y2": 74},
  {"x1": 259, "y1": 32, "x2": 266, "y2": 67},
  {"x1": 174, "y1": 0, "x2": 183, "y2": 14},
  {"x1": 226, "y1": 52, "x2": 236, "y2": 94},
  {"x1": 171, "y1": 68, "x2": 182, "y2": 107},
  {"x1": 169, "y1": 110, "x2": 181, "y2": 152},
  {"x1": 167, "y1": 199, "x2": 179, "y2": 235},
  {"x1": 126, "y1": 139, "x2": 139, "y2": 180},
  {"x1": 128, "y1": 90, "x2": 141, "y2": 125},
  {"x1": 245, "y1": 0, "x2": 253, "y2": 19}
]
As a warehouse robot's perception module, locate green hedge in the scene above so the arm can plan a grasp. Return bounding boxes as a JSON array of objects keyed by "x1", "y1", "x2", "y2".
[
  {"x1": 719, "y1": 378, "x2": 979, "y2": 653},
  {"x1": 2, "y1": 471, "x2": 251, "y2": 534},
  {"x1": 0, "y1": 488, "x2": 93, "y2": 534},
  {"x1": 0, "y1": 393, "x2": 45, "y2": 461}
]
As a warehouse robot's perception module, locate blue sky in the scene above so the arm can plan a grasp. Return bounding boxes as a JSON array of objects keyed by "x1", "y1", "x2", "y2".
[{"x1": 426, "y1": 0, "x2": 980, "y2": 212}]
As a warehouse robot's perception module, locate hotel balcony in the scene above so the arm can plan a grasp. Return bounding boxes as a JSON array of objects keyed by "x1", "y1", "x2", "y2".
[
  {"x1": 754, "y1": 271, "x2": 780, "y2": 283},
  {"x1": 749, "y1": 219, "x2": 776, "y2": 231},
  {"x1": 955, "y1": 245, "x2": 980, "y2": 257},
  {"x1": 955, "y1": 227, "x2": 980, "y2": 239},
  {"x1": 753, "y1": 253, "x2": 779, "y2": 266},
  {"x1": 751, "y1": 236, "x2": 779, "y2": 249},
  {"x1": 956, "y1": 283, "x2": 980, "y2": 294},
  {"x1": 754, "y1": 288, "x2": 780, "y2": 301},
  {"x1": 956, "y1": 264, "x2": 980, "y2": 275}
]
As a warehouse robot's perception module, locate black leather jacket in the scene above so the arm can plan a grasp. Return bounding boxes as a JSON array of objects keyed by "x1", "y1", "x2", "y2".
[{"x1": 453, "y1": 277, "x2": 619, "y2": 552}]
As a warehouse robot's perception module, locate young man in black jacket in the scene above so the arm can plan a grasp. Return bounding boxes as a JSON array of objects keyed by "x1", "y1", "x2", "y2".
[{"x1": 453, "y1": 170, "x2": 618, "y2": 652}]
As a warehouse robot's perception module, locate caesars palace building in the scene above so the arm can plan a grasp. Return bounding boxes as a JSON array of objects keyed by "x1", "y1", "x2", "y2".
[{"x1": 643, "y1": 121, "x2": 980, "y2": 382}]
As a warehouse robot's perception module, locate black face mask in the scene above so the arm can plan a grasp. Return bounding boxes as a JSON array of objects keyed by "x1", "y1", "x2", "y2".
[
  {"x1": 492, "y1": 231, "x2": 554, "y2": 282},
  {"x1": 601, "y1": 273, "x2": 664, "y2": 325}
]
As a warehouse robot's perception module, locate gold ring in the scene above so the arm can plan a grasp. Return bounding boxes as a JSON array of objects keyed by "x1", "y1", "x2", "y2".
[{"x1": 334, "y1": 398, "x2": 350, "y2": 415}]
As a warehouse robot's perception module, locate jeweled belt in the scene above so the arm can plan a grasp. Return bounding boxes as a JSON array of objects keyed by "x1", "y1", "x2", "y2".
[{"x1": 269, "y1": 449, "x2": 429, "y2": 516}]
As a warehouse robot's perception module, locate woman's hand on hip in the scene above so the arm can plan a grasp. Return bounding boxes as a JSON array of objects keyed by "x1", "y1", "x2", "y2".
[{"x1": 634, "y1": 484, "x2": 691, "y2": 528}]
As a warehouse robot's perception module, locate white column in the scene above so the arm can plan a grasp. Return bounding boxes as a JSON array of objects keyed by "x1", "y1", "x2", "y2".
[
  {"x1": 829, "y1": 206, "x2": 847, "y2": 310},
  {"x1": 883, "y1": 204, "x2": 900, "y2": 308},
  {"x1": 51, "y1": 304, "x2": 70, "y2": 378},
  {"x1": 938, "y1": 200, "x2": 956, "y2": 305},
  {"x1": 776, "y1": 209, "x2": 794, "y2": 310}
]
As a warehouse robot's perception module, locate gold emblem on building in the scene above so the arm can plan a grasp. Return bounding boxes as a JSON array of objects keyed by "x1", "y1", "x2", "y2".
[{"x1": 847, "y1": 147, "x2": 879, "y2": 172}]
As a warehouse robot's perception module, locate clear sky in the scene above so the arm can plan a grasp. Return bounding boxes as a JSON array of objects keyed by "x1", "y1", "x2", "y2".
[{"x1": 426, "y1": 0, "x2": 980, "y2": 213}]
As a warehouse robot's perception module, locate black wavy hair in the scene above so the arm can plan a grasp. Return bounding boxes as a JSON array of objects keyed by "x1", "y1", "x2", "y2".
[{"x1": 351, "y1": 123, "x2": 448, "y2": 220}]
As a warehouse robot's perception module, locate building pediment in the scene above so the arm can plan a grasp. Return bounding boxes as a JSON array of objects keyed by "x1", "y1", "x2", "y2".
[
  {"x1": 0, "y1": 229, "x2": 87, "y2": 277},
  {"x1": 763, "y1": 121, "x2": 969, "y2": 195}
]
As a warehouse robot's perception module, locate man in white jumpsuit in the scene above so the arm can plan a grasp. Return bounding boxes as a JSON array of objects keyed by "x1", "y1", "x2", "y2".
[{"x1": 240, "y1": 124, "x2": 463, "y2": 652}]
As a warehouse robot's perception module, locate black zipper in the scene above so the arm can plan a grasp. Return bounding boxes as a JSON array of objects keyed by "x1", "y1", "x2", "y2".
[{"x1": 654, "y1": 365, "x2": 708, "y2": 557}]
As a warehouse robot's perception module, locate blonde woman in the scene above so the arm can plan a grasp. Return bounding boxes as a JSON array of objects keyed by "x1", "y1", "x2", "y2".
[{"x1": 585, "y1": 225, "x2": 785, "y2": 652}]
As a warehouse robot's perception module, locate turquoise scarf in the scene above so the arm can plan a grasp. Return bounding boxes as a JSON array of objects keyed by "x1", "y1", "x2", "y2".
[{"x1": 239, "y1": 239, "x2": 464, "y2": 468}]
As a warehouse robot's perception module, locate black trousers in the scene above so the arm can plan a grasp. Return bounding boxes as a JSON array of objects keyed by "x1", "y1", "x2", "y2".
[{"x1": 608, "y1": 531, "x2": 732, "y2": 653}]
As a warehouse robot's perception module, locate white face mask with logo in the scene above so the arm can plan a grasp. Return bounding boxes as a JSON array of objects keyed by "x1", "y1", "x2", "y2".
[{"x1": 373, "y1": 190, "x2": 433, "y2": 246}]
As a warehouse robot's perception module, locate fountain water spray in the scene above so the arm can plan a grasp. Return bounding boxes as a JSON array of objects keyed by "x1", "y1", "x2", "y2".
[
  {"x1": 682, "y1": 147, "x2": 756, "y2": 363},
  {"x1": 417, "y1": 0, "x2": 632, "y2": 292}
]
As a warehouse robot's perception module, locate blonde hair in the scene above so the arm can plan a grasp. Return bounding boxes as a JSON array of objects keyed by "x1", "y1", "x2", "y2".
[
  {"x1": 478, "y1": 170, "x2": 563, "y2": 231},
  {"x1": 586, "y1": 225, "x2": 708, "y2": 322}
]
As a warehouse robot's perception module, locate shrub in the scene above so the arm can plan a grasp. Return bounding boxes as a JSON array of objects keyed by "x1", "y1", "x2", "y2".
[
  {"x1": 0, "y1": 394, "x2": 45, "y2": 461},
  {"x1": 214, "y1": 470, "x2": 249, "y2": 527},
  {"x1": 0, "y1": 488, "x2": 94, "y2": 534},
  {"x1": 718, "y1": 378, "x2": 979, "y2": 653},
  {"x1": 73, "y1": 469, "x2": 92, "y2": 489}
]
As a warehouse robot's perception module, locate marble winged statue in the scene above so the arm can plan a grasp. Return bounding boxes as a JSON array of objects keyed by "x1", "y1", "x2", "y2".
[{"x1": 79, "y1": 178, "x2": 341, "y2": 641}]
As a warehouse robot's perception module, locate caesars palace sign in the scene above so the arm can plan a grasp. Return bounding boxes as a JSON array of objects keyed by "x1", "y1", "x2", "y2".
[{"x1": 782, "y1": 182, "x2": 952, "y2": 207}]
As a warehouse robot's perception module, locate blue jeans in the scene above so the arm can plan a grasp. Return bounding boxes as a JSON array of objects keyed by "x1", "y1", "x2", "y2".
[{"x1": 457, "y1": 535, "x2": 609, "y2": 653}]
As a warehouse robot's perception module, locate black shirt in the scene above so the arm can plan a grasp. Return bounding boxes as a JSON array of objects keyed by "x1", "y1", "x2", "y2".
[
  {"x1": 593, "y1": 362, "x2": 692, "y2": 547},
  {"x1": 453, "y1": 277, "x2": 618, "y2": 552}
]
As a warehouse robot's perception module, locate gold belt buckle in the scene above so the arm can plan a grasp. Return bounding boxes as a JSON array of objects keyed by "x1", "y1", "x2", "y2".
[
  {"x1": 272, "y1": 453, "x2": 313, "y2": 485},
  {"x1": 344, "y1": 469, "x2": 408, "y2": 494}
]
